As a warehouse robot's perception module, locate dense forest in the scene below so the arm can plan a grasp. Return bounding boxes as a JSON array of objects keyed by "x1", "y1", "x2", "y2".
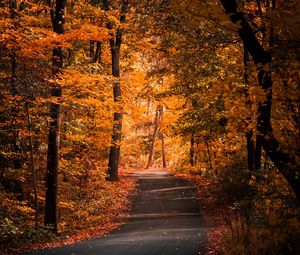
[{"x1": 0, "y1": 0, "x2": 299, "y2": 254}]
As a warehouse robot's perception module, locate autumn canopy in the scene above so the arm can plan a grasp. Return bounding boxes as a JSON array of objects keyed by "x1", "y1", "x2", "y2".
[{"x1": 0, "y1": 0, "x2": 299, "y2": 254}]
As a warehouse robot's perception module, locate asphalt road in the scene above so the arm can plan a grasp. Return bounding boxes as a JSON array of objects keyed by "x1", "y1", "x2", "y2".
[{"x1": 24, "y1": 169, "x2": 209, "y2": 255}]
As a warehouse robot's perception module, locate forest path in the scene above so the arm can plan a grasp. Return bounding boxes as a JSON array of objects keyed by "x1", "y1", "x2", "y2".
[{"x1": 25, "y1": 168, "x2": 209, "y2": 255}]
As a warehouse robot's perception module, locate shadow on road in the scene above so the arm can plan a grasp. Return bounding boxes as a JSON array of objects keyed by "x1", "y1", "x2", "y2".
[{"x1": 24, "y1": 169, "x2": 209, "y2": 255}]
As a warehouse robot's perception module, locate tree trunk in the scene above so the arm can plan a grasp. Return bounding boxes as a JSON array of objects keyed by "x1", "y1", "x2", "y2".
[
  {"x1": 195, "y1": 140, "x2": 200, "y2": 166},
  {"x1": 10, "y1": 50, "x2": 22, "y2": 170},
  {"x1": 220, "y1": 0, "x2": 300, "y2": 201},
  {"x1": 26, "y1": 102, "x2": 39, "y2": 227},
  {"x1": 146, "y1": 106, "x2": 161, "y2": 169},
  {"x1": 9, "y1": 0, "x2": 16, "y2": 19},
  {"x1": 190, "y1": 135, "x2": 195, "y2": 166},
  {"x1": 244, "y1": 45, "x2": 257, "y2": 172},
  {"x1": 94, "y1": 41, "x2": 102, "y2": 63},
  {"x1": 160, "y1": 105, "x2": 166, "y2": 168},
  {"x1": 107, "y1": 78, "x2": 122, "y2": 181},
  {"x1": 255, "y1": 136, "x2": 262, "y2": 170},
  {"x1": 90, "y1": 40, "x2": 95, "y2": 60},
  {"x1": 246, "y1": 131, "x2": 255, "y2": 171},
  {"x1": 44, "y1": 0, "x2": 67, "y2": 232},
  {"x1": 205, "y1": 141, "x2": 212, "y2": 171},
  {"x1": 90, "y1": 40, "x2": 102, "y2": 63},
  {"x1": 161, "y1": 132, "x2": 166, "y2": 168},
  {"x1": 7, "y1": 0, "x2": 24, "y2": 203},
  {"x1": 9, "y1": 0, "x2": 22, "y2": 170},
  {"x1": 107, "y1": 0, "x2": 128, "y2": 181}
]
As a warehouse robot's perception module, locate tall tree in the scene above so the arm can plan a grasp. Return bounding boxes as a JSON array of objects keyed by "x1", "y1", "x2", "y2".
[
  {"x1": 146, "y1": 105, "x2": 163, "y2": 169},
  {"x1": 160, "y1": 106, "x2": 166, "y2": 168},
  {"x1": 190, "y1": 135, "x2": 195, "y2": 166},
  {"x1": 25, "y1": 101, "x2": 39, "y2": 227},
  {"x1": 9, "y1": 0, "x2": 22, "y2": 170},
  {"x1": 106, "y1": 0, "x2": 128, "y2": 181},
  {"x1": 89, "y1": 9, "x2": 102, "y2": 63},
  {"x1": 220, "y1": 0, "x2": 300, "y2": 201},
  {"x1": 161, "y1": 134, "x2": 166, "y2": 168},
  {"x1": 244, "y1": 46, "x2": 261, "y2": 172},
  {"x1": 44, "y1": 0, "x2": 67, "y2": 232}
]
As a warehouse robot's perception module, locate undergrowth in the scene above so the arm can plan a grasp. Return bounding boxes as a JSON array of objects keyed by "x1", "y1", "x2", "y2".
[
  {"x1": 0, "y1": 174, "x2": 137, "y2": 255},
  {"x1": 178, "y1": 157, "x2": 300, "y2": 255}
]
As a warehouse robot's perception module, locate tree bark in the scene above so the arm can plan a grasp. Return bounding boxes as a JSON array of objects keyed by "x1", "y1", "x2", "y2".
[
  {"x1": 44, "y1": 0, "x2": 67, "y2": 232},
  {"x1": 161, "y1": 133, "x2": 166, "y2": 168},
  {"x1": 89, "y1": 5, "x2": 102, "y2": 63},
  {"x1": 195, "y1": 139, "x2": 200, "y2": 166},
  {"x1": 9, "y1": 0, "x2": 16, "y2": 19},
  {"x1": 246, "y1": 131, "x2": 255, "y2": 171},
  {"x1": 205, "y1": 141, "x2": 213, "y2": 171},
  {"x1": 90, "y1": 40, "x2": 95, "y2": 60},
  {"x1": 160, "y1": 106, "x2": 166, "y2": 168},
  {"x1": 190, "y1": 135, "x2": 195, "y2": 166},
  {"x1": 146, "y1": 105, "x2": 161, "y2": 169},
  {"x1": 107, "y1": 0, "x2": 128, "y2": 181},
  {"x1": 26, "y1": 102, "x2": 39, "y2": 227},
  {"x1": 94, "y1": 41, "x2": 102, "y2": 63},
  {"x1": 220, "y1": 0, "x2": 300, "y2": 201},
  {"x1": 219, "y1": 0, "x2": 271, "y2": 65},
  {"x1": 10, "y1": 48, "x2": 22, "y2": 168},
  {"x1": 9, "y1": 0, "x2": 22, "y2": 170},
  {"x1": 244, "y1": 46, "x2": 256, "y2": 172},
  {"x1": 255, "y1": 135, "x2": 262, "y2": 170},
  {"x1": 89, "y1": 39, "x2": 102, "y2": 64}
]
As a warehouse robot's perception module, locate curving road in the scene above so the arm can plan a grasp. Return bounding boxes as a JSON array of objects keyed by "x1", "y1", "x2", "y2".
[{"x1": 24, "y1": 169, "x2": 209, "y2": 255}]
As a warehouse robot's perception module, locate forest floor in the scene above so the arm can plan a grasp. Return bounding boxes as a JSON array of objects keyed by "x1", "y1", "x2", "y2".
[{"x1": 21, "y1": 168, "x2": 212, "y2": 255}]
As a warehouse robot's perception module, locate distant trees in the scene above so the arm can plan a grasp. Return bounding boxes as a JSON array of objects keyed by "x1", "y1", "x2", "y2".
[
  {"x1": 133, "y1": 0, "x2": 299, "y2": 201},
  {"x1": 146, "y1": 105, "x2": 165, "y2": 169}
]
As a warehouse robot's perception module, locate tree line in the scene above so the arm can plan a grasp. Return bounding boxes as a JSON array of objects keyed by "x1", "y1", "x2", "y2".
[{"x1": 0, "y1": 0, "x2": 299, "y2": 248}]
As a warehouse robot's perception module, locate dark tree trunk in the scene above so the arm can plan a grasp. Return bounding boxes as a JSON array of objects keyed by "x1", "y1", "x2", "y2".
[
  {"x1": 9, "y1": 0, "x2": 16, "y2": 19},
  {"x1": 90, "y1": 40, "x2": 95, "y2": 60},
  {"x1": 94, "y1": 41, "x2": 102, "y2": 63},
  {"x1": 26, "y1": 102, "x2": 39, "y2": 227},
  {"x1": 219, "y1": 0, "x2": 271, "y2": 65},
  {"x1": 195, "y1": 139, "x2": 200, "y2": 166},
  {"x1": 9, "y1": 0, "x2": 22, "y2": 170},
  {"x1": 107, "y1": 79, "x2": 122, "y2": 180},
  {"x1": 44, "y1": 0, "x2": 67, "y2": 232},
  {"x1": 89, "y1": 40, "x2": 101, "y2": 63},
  {"x1": 246, "y1": 131, "x2": 255, "y2": 171},
  {"x1": 220, "y1": 0, "x2": 300, "y2": 201},
  {"x1": 90, "y1": 6, "x2": 101, "y2": 63},
  {"x1": 10, "y1": 52, "x2": 17, "y2": 96},
  {"x1": 190, "y1": 135, "x2": 195, "y2": 166},
  {"x1": 255, "y1": 136, "x2": 262, "y2": 170},
  {"x1": 107, "y1": 0, "x2": 128, "y2": 181},
  {"x1": 244, "y1": 46, "x2": 256, "y2": 172},
  {"x1": 10, "y1": 58, "x2": 21, "y2": 169},
  {"x1": 107, "y1": 41, "x2": 122, "y2": 182}
]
